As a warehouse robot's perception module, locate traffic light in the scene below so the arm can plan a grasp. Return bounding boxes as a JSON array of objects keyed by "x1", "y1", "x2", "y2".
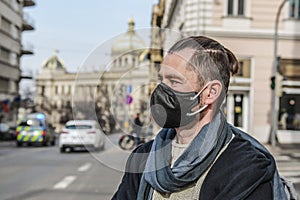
[
  {"x1": 275, "y1": 72, "x2": 283, "y2": 97},
  {"x1": 270, "y1": 76, "x2": 275, "y2": 90}
]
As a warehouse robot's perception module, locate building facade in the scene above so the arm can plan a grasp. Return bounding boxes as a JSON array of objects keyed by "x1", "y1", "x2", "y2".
[
  {"x1": 0, "y1": 0, "x2": 35, "y2": 127},
  {"x1": 35, "y1": 19, "x2": 150, "y2": 133},
  {"x1": 150, "y1": 0, "x2": 300, "y2": 143}
]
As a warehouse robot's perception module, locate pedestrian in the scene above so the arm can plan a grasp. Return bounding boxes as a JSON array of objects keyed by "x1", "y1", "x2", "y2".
[
  {"x1": 112, "y1": 36, "x2": 291, "y2": 200},
  {"x1": 133, "y1": 113, "x2": 143, "y2": 145}
]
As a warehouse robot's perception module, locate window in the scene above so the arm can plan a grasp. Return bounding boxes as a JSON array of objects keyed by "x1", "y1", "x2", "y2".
[
  {"x1": 228, "y1": 0, "x2": 234, "y2": 15},
  {"x1": 236, "y1": 59, "x2": 251, "y2": 78},
  {"x1": 10, "y1": 52, "x2": 18, "y2": 66},
  {"x1": 66, "y1": 125, "x2": 92, "y2": 129},
  {"x1": 238, "y1": 0, "x2": 244, "y2": 15},
  {"x1": 41, "y1": 86, "x2": 45, "y2": 96},
  {"x1": 0, "y1": 47, "x2": 10, "y2": 63},
  {"x1": 227, "y1": 0, "x2": 245, "y2": 16},
  {"x1": 1, "y1": 17, "x2": 11, "y2": 33},
  {"x1": 290, "y1": 0, "x2": 300, "y2": 19},
  {"x1": 0, "y1": 77, "x2": 9, "y2": 92},
  {"x1": 12, "y1": 25, "x2": 20, "y2": 39},
  {"x1": 18, "y1": 119, "x2": 43, "y2": 128}
]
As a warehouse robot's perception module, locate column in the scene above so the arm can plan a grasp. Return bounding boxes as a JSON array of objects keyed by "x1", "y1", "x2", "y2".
[
  {"x1": 227, "y1": 94, "x2": 234, "y2": 125},
  {"x1": 243, "y1": 93, "x2": 249, "y2": 131}
]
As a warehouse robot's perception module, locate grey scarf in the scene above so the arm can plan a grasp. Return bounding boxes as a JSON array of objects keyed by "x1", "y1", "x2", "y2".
[{"x1": 137, "y1": 111, "x2": 232, "y2": 200}]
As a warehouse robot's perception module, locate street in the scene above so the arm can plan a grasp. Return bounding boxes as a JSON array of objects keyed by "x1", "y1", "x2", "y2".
[
  {"x1": 0, "y1": 134, "x2": 130, "y2": 200},
  {"x1": 0, "y1": 134, "x2": 300, "y2": 200}
]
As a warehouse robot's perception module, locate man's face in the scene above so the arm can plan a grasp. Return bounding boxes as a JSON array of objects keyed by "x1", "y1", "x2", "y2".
[{"x1": 159, "y1": 49, "x2": 200, "y2": 93}]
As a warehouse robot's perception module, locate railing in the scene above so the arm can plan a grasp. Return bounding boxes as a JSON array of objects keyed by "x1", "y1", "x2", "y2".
[
  {"x1": 22, "y1": 12, "x2": 35, "y2": 30},
  {"x1": 22, "y1": 0, "x2": 36, "y2": 7},
  {"x1": 21, "y1": 42, "x2": 34, "y2": 55}
]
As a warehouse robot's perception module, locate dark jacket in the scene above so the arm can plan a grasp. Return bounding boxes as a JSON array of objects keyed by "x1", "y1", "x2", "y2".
[{"x1": 112, "y1": 127, "x2": 277, "y2": 200}]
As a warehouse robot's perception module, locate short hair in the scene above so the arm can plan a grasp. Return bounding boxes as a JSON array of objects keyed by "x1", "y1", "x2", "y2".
[{"x1": 168, "y1": 36, "x2": 239, "y2": 93}]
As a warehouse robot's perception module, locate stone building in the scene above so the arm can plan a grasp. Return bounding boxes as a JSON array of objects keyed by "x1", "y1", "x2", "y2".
[
  {"x1": 35, "y1": 19, "x2": 150, "y2": 133},
  {"x1": 0, "y1": 0, "x2": 35, "y2": 127},
  {"x1": 150, "y1": 0, "x2": 300, "y2": 143}
]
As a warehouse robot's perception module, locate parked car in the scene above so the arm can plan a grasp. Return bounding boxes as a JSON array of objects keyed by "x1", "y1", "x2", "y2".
[
  {"x1": 0, "y1": 123, "x2": 15, "y2": 140},
  {"x1": 16, "y1": 113, "x2": 56, "y2": 147},
  {"x1": 59, "y1": 120, "x2": 105, "y2": 153}
]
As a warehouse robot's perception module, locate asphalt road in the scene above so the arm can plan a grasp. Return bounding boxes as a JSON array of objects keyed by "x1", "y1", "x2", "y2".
[
  {"x1": 0, "y1": 133, "x2": 130, "y2": 200},
  {"x1": 1, "y1": 134, "x2": 300, "y2": 200}
]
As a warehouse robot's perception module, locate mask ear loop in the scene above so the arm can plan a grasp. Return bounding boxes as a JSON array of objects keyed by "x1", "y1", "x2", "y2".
[
  {"x1": 186, "y1": 82, "x2": 210, "y2": 117},
  {"x1": 186, "y1": 104, "x2": 208, "y2": 116}
]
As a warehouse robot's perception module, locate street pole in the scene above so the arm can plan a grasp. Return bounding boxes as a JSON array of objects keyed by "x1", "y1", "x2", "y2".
[{"x1": 270, "y1": 0, "x2": 288, "y2": 147}]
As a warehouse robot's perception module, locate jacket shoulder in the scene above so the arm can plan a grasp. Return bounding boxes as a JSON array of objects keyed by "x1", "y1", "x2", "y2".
[
  {"x1": 111, "y1": 140, "x2": 153, "y2": 200},
  {"x1": 200, "y1": 134, "x2": 275, "y2": 199}
]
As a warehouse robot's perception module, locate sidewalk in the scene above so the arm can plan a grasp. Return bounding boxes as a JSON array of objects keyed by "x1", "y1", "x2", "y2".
[
  {"x1": 265, "y1": 143, "x2": 300, "y2": 196},
  {"x1": 265, "y1": 143, "x2": 300, "y2": 156}
]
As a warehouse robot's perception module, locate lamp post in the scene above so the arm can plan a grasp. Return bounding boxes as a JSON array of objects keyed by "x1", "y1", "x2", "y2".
[{"x1": 270, "y1": 0, "x2": 288, "y2": 147}]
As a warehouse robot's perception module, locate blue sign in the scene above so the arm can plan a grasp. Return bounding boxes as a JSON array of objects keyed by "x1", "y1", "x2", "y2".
[
  {"x1": 126, "y1": 95, "x2": 133, "y2": 105},
  {"x1": 127, "y1": 85, "x2": 132, "y2": 94}
]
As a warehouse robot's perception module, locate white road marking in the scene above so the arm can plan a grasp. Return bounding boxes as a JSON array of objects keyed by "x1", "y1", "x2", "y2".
[
  {"x1": 53, "y1": 176, "x2": 77, "y2": 189},
  {"x1": 78, "y1": 162, "x2": 92, "y2": 172}
]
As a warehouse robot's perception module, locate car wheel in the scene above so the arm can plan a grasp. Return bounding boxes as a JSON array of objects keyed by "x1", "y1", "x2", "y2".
[{"x1": 119, "y1": 135, "x2": 136, "y2": 150}]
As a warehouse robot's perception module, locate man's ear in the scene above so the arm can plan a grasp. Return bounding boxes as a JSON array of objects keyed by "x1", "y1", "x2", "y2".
[{"x1": 204, "y1": 80, "x2": 223, "y2": 105}]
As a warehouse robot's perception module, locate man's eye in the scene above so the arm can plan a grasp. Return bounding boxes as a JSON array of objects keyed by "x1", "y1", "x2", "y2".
[{"x1": 170, "y1": 80, "x2": 180, "y2": 85}]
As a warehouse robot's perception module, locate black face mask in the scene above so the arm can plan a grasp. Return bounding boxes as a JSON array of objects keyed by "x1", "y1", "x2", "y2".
[{"x1": 150, "y1": 82, "x2": 208, "y2": 128}]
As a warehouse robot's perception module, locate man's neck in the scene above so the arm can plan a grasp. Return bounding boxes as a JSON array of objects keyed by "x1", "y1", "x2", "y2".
[{"x1": 175, "y1": 114, "x2": 211, "y2": 144}]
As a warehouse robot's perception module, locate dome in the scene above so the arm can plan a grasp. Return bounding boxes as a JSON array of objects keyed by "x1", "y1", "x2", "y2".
[
  {"x1": 111, "y1": 18, "x2": 146, "y2": 55},
  {"x1": 42, "y1": 50, "x2": 66, "y2": 71}
]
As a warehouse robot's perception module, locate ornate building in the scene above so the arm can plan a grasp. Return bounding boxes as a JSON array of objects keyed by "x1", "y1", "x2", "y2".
[
  {"x1": 35, "y1": 19, "x2": 150, "y2": 133},
  {"x1": 150, "y1": 0, "x2": 300, "y2": 143}
]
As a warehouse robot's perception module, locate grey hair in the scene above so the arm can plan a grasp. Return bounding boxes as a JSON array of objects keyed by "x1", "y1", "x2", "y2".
[{"x1": 168, "y1": 36, "x2": 239, "y2": 93}]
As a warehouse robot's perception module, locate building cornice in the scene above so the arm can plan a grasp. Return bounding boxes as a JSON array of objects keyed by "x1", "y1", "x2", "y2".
[{"x1": 185, "y1": 28, "x2": 300, "y2": 41}]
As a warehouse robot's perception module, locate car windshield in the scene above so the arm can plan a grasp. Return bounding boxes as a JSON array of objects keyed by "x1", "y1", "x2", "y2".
[
  {"x1": 65, "y1": 125, "x2": 92, "y2": 129},
  {"x1": 18, "y1": 119, "x2": 43, "y2": 127}
]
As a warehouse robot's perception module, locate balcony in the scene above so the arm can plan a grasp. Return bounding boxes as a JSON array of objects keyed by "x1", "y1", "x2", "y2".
[
  {"x1": 21, "y1": 42, "x2": 34, "y2": 55},
  {"x1": 22, "y1": 12, "x2": 35, "y2": 31},
  {"x1": 20, "y1": 71, "x2": 33, "y2": 79},
  {"x1": 22, "y1": 0, "x2": 36, "y2": 7}
]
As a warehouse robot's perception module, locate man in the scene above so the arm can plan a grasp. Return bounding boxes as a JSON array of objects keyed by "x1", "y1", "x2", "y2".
[
  {"x1": 112, "y1": 36, "x2": 289, "y2": 200},
  {"x1": 133, "y1": 113, "x2": 143, "y2": 145}
]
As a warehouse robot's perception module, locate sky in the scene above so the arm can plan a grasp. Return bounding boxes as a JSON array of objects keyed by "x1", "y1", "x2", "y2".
[{"x1": 21, "y1": 0, "x2": 156, "y2": 75}]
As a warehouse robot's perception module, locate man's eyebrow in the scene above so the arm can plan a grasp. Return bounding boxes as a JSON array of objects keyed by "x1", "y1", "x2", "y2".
[{"x1": 161, "y1": 73, "x2": 186, "y2": 81}]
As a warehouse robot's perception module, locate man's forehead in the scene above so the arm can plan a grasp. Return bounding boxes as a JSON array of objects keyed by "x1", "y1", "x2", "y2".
[{"x1": 168, "y1": 48, "x2": 195, "y2": 60}]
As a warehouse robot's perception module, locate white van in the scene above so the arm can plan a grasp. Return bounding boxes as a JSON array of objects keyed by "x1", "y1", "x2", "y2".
[{"x1": 59, "y1": 120, "x2": 105, "y2": 153}]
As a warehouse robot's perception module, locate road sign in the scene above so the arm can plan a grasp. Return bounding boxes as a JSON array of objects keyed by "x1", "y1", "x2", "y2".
[{"x1": 126, "y1": 95, "x2": 133, "y2": 105}]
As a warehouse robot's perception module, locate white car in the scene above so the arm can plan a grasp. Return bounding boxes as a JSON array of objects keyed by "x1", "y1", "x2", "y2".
[{"x1": 59, "y1": 120, "x2": 105, "y2": 153}]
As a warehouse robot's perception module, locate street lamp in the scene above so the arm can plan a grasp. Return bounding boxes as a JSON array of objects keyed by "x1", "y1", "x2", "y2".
[{"x1": 270, "y1": 0, "x2": 289, "y2": 147}]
